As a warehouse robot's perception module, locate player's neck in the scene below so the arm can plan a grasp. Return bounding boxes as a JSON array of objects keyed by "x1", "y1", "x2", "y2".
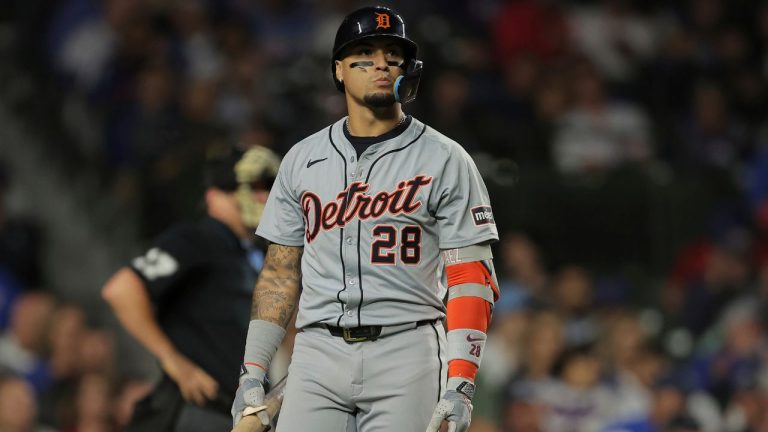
[
  {"x1": 208, "y1": 209, "x2": 249, "y2": 241},
  {"x1": 346, "y1": 104, "x2": 405, "y2": 137}
]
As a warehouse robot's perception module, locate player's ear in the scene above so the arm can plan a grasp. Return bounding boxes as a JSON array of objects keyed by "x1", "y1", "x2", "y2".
[
  {"x1": 204, "y1": 188, "x2": 218, "y2": 209},
  {"x1": 204, "y1": 187, "x2": 228, "y2": 210},
  {"x1": 335, "y1": 60, "x2": 344, "y2": 84}
]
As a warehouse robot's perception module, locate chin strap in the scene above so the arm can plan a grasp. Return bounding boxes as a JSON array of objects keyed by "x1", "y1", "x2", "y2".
[{"x1": 394, "y1": 59, "x2": 423, "y2": 104}]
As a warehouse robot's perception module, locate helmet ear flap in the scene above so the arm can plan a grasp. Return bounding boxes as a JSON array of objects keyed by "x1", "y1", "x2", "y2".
[{"x1": 394, "y1": 59, "x2": 423, "y2": 104}]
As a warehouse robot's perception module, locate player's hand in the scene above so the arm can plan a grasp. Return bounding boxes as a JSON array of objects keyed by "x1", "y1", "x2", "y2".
[
  {"x1": 232, "y1": 363, "x2": 270, "y2": 428},
  {"x1": 426, "y1": 379, "x2": 474, "y2": 432},
  {"x1": 160, "y1": 351, "x2": 219, "y2": 406}
]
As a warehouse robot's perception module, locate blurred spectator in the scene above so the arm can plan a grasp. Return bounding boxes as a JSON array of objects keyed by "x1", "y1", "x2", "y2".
[
  {"x1": 500, "y1": 391, "x2": 543, "y2": 432},
  {"x1": 0, "y1": 161, "x2": 44, "y2": 289},
  {"x1": 132, "y1": 61, "x2": 178, "y2": 166},
  {"x1": 567, "y1": 0, "x2": 658, "y2": 82},
  {"x1": 607, "y1": 344, "x2": 668, "y2": 429},
  {"x1": 664, "y1": 238, "x2": 716, "y2": 317},
  {"x1": 215, "y1": 50, "x2": 265, "y2": 133},
  {"x1": 0, "y1": 291, "x2": 54, "y2": 394},
  {"x1": 113, "y1": 378, "x2": 153, "y2": 430},
  {"x1": 518, "y1": 69, "x2": 570, "y2": 165},
  {"x1": 726, "y1": 69, "x2": 766, "y2": 129},
  {"x1": 505, "y1": 311, "x2": 565, "y2": 400},
  {"x1": 48, "y1": 0, "x2": 118, "y2": 93},
  {"x1": 700, "y1": 300, "x2": 767, "y2": 407},
  {"x1": 678, "y1": 229, "x2": 752, "y2": 336},
  {"x1": 238, "y1": 0, "x2": 314, "y2": 63},
  {"x1": 603, "y1": 375, "x2": 700, "y2": 432},
  {"x1": 137, "y1": 77, "x2": 226, "y2": 237},
  {"x1": 755, "y1": 260, "x2": 768, "y2": 330},
  {"x1": 470, "y1": 53, "x2": 539, "y2": 158},
  {"x1": 77, "y1": 329, "x2": 116, "y2": 378},
  {"x1": 601, "y1": 312, "x2": 649, "y2": 375},
  {"x1": 536, "y1": 344, "x2": 616, "y2": 432},
  {"x1": 744, "y1": 140, "x2": 768, "y2": 220},
  {"x1": 172, "y1": 0, "x2": 223, "y2": 82},
  {"x1": 0, "y1": 374, "x2": 54, "y2": 432},
  {"x1": 0, "y1": 270, "x2": 21, "y2": 333},
  {"x1": 425, "y1": 69, "x2": 482, "y2": 153},
  {"x1": 676, "y1": 82, "x2": 750, "y2": 168},
  {"x1": 552, "y1": 265, "x2": 599, "y2": 346},
  {"x1": 39, "y1": 304, "x2": 86, "y2": 428},
  {"x1": 498, "y1": 232, "x2": 549, "y2": 304},
  {"x1": 73, "y1": 373, "x2": 113, "y2": 432},
  {"x1": 473, "y1": 289, "x2": 531, "y2": 426},
  {"x1": 491, "y1": 0, "x2": 568, "y2": 63},
  {"x1": 552, "y1": 62, "x2": 653, "y2": 174},
  {"x1": 722, "y1": 384, "x2": 768, "y2": 432}
]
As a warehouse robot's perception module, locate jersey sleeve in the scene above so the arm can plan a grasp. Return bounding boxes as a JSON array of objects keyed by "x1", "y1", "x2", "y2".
[
  {"x1": 432, "y1": 145, "x2": 499, "y2": 249},
  {"x1": 255, "y1": 150, "x2": 306, "y2": 246},
  {"x1": 129, "y1": 225, "x2": 204, "y2": 302}
]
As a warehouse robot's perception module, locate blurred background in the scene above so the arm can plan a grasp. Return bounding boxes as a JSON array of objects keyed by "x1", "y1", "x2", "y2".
[{"x1": 0, "y1": 0, "x2": 767, "y2": 430}]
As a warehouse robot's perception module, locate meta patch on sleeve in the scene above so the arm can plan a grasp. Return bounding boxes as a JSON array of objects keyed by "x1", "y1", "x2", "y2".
[{"x1": 471, "y1": 206, "x2": 495, "y2": 226}]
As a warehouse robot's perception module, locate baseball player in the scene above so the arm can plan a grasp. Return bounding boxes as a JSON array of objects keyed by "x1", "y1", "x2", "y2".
[
  {"x1": 232, "y1": 6, "x2": 499, "y2": 432},
  {"x1": 103, "y1": 145, "x2": 281, "y2": 431}
]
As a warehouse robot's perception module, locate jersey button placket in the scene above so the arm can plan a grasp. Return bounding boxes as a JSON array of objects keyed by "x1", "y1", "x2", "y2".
[
  {"x1": 345, "y1": 150, "x2": 362, "y2": 325},
  {"x1": 349, "y1": 154, "x2": 357, "y2": 179},
  {"x1": 353, "y1": 162, "x2": 365, "y2": 180}
]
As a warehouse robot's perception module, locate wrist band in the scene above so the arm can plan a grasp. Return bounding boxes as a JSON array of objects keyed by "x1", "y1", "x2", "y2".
[{"x1": 243, "y1": 320, "x2": 286, "y2": 381}]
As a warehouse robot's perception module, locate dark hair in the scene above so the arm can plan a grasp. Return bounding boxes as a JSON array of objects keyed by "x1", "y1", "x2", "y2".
[
  {"x1": 203, "y1": 145, "x2": 243, "y2": 191},
  {"x1": 551, "y1": 343, "x2": 597, "y2": 377}
]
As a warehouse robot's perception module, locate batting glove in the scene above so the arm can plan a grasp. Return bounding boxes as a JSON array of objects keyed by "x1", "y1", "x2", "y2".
[
  {"x1": 426, "y1": 378, "x2": 474, "y2": 432},
  {"x1": 232, "y1": 363, "x2": 270, "y2": 428}
]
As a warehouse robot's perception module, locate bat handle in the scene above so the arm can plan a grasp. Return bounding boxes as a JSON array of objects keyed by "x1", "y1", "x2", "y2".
[{"x1": 242, "y1": 405, "x2": 268, "y2": 417}]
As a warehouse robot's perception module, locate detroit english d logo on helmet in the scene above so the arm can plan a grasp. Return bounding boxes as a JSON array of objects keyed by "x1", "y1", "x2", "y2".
[{"x1": 375, "y1": 12, "x2": 391, "y2": 29}]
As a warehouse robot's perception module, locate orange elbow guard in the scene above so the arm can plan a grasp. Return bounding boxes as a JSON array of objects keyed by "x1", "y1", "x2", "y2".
[{"x1": 446, "y1": 261, "x2": 499, "y2": 301}]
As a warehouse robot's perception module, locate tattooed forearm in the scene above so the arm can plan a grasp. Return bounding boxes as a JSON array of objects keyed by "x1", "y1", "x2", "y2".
[{"x1": 251, "y1": 244, "x2": 303, "y2": 327}]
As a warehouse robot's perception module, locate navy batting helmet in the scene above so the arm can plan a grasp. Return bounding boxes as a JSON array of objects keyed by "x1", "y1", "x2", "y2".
[{"x1": 331, "y1": 6, "x2": 423, "y2": 104}]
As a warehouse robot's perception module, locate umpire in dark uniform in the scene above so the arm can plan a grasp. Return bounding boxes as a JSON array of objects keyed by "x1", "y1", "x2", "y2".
[{"x1": 102, "y1": 145, "x2": 281, "y2": 431}]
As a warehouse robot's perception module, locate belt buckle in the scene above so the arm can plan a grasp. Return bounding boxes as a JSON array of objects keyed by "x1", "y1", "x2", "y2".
[{"x1": 342, "y1": 327, "x2": 368, "y2": 343}]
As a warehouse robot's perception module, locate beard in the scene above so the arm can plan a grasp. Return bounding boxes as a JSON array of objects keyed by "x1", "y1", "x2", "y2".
[{"x1": 363, "y1": 92, "x2": 396, "y2": 108}]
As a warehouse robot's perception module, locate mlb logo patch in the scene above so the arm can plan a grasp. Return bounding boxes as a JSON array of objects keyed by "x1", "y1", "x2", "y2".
[{"x1": 471, "y1": 206, "x2": 495, "y2": 226}]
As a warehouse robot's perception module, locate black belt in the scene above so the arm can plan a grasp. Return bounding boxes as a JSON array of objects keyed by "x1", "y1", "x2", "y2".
[{"x1": 318, "y1": 319, "x2": 438, "y2": 343}]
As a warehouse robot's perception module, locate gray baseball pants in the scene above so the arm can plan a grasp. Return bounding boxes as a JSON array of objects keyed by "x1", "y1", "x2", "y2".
[{"x1": 276, "y1": 321, "x2": 447, "y2": 432}]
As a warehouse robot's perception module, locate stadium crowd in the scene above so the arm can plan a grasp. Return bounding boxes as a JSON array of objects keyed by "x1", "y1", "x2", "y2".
[{"x1": 1, "y1": 0, "x2": 768, "y2": 431}]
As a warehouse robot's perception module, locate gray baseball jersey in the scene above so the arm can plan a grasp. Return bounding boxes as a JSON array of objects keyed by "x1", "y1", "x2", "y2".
[{"x1": 256, "y1": 116, "x2": 498, "y2": 329}]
